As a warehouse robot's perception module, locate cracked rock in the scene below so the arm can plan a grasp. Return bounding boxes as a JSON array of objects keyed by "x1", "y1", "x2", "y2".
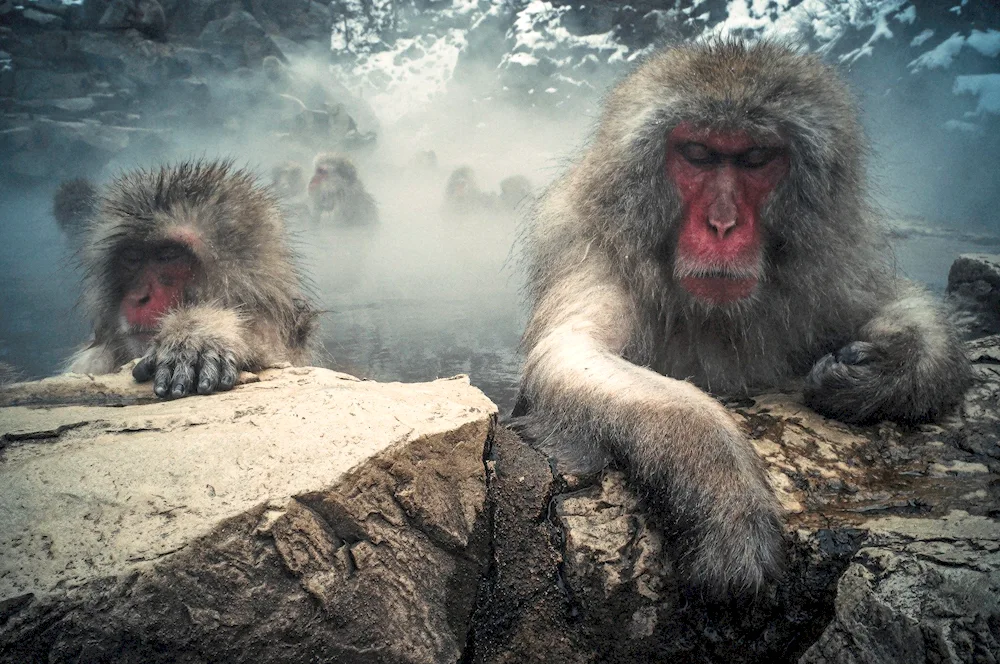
[
  {"x1": 0, "y1": 366, "x2": 496, "y2": 664},
  {"x1": 469, "y1": 317, "x2": 1000, "y2": 662}
]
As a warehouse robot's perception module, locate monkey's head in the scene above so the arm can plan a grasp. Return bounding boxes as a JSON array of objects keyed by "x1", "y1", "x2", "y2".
[
  {"x1": 309, "y1": 153, "x2": 358, "y2": 205},
  {"x1": 587, "y1": 39, "x2": 866, "y2": 311},
  {"x1": 446, "y1": 166, "x2": 479, "y2": 201},
  {"x1": 53, "y1": 178, "x2": 98, "y2": 235},
  {"x1": 83, "y1": 160, "x2": 290, "y2": 357}
]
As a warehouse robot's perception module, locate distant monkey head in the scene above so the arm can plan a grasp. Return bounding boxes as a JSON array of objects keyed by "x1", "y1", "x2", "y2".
[
  {"x1": 271, "y1": 161, "x2": 305, "y2": 199},
  {"x1": 446, "y1": 166, "x2": 479, "y2": 201},
  {"x1": 309, "y1": 153, "x2": 359, "y2": 208}
]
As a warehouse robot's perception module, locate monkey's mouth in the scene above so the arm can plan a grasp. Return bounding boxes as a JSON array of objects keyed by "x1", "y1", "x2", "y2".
[
  {"x1": 674, "y1": 265, "x2": 760, "y2": 305},
  {"x1": 680, "y1": 275, "x2": 758, "y2": 304}
]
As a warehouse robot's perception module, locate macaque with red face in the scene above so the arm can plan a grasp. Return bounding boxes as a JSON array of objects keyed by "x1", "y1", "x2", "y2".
[
  {"x1": 515, "y1": 40, "x2": 971, "y2": 596},
  {"x1": 68, "y1": 160, "x2": 317, "y2": 398}
]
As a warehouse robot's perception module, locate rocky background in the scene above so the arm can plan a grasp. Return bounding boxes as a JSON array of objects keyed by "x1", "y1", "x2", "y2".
[{"x1": 1, "y1": 0, "x2": 999, "y2": 225}]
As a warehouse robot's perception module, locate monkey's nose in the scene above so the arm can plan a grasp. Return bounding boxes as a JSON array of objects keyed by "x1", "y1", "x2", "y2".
[{"x1": 708, "y1": 199, "x2": 739, "y2": 238}]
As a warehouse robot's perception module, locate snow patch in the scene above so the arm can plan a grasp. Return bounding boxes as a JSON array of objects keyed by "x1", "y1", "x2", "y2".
[
  {"x1": 909, "y1": 32, "x2": 965, "y2": 71},
  {"x1": 954, "y1": 74, "x2": 1000, "y2": 117},
  {"x1": 910, "y1": 29, "x2": 934, "y2": 48},
  {"x1": 967, "y1": 29, "x2": 1000, "y2": 58}
]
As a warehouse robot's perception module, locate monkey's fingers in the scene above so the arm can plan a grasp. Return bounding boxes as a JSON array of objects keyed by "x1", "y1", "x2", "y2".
[
  {"x1": 197, "y1": 350, "x2": 222, "y2": 395},
  {"x1": 133, "y1": 353, "x2": 157, "y2": 382},
  {"x1": 153, "y1": 362, "x2": 175, "y2": 399},
  {"x1": 170, "y1": 349, "x2": 198, "y2": 398},
  {"x1": 834, "y1": 341, "x2": 879, "y2": 366},
  {"x1": 218, "y1": 353, "x2": 239, "y2": 391}
]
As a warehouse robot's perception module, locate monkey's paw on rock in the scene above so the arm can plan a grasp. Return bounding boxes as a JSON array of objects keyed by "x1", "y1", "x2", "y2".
[
  {"x1": 0, "y1": 368, "x2": 496, "y2": 664},
  {"x1": 469, "y1": 340, "x2": 1000, "y2": 664}
]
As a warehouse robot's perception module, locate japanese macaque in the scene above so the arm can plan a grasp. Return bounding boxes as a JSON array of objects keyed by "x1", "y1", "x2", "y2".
[
  {"x1": 515, "y1": 40, "x2": 971, "y2": 596},
  {"x1": 68, "y1": 159, "x2": 317, "y2": 399},
  {"x1": 499, "y1": 175, "x2": 533, "y2": 213},
  {"x1": 443, "y1": 166, "x2": 498, "y2": 217},
  {"x1": 53, "y1": 178, "x2": 98, "y2": 241},
  {"x1": 271, "y1": 161, "x2": 306, "y2": 200},
  {"x1": 307, "y1": 153, "x2": 379, "y2": 226}
]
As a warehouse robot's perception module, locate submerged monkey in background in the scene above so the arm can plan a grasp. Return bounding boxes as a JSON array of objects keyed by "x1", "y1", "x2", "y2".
[
  {"x1": 53, "y1": 178, "x2": 98, "y2": 242},
  {"x1": 516, "y1": 40, "x2": 971, "y2": 596},
  {"x1": 69, "y1": 159, "x2": 317, "y2": 398},
  {"x1": 443, "y1": 166, "x2": 498, "y2": 217},
  {"x1": 499, "y1": 175, "x2": 533, "y2": 213},
  {"x1": 308, "y1": 153, "x2": 379, "y2": 226}
]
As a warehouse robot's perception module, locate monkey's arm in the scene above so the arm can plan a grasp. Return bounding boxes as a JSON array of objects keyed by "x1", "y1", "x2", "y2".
[
  {"x1": 521, "y1": 255, "x2": 784, "y2": 594},
  {"x1": 132, "y1": 304, "x2": 283, "y2": 398},
  {"x1": 804, "y1": 281, "x2": 972, "y2": 423}
]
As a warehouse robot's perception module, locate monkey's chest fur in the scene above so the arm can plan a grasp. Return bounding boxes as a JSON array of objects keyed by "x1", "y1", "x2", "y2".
[{"x1": 634, "y1": 305, "x2": 852, "y2": 397}]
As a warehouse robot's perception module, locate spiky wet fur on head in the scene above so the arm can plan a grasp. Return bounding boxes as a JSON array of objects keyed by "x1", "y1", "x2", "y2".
[
  {"x1": 80, "y1": 159, "x2": 312, "y2": 365},
  {"x1": 526, "y1": 39, "x2": 893, "y2": 395}
]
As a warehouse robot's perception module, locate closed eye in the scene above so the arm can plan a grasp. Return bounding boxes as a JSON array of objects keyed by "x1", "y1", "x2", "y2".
[
  {"x1": 736, "y1": 147, "x2": 781, "y2": 169},
  {"x1": 678, "y1": 142, "x2": 720, "y2": 166}
]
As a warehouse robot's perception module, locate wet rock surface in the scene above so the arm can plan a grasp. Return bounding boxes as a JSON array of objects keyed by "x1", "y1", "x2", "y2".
[
  {"x1": 0, "y1": 367, "x2": 496, "y2": 663},
  {"x1": 469, "y1": 292, "x2": 1000, "y2": 663}
]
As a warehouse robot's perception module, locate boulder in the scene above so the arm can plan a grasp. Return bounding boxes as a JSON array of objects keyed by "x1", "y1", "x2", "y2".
[
  {"x1": 949, "y1": 254, "x2": 1000, "y2": 339},
  {"x1": 0, "y1": 366, "x2": 496, "y2": 663},
  {"x1": 20, "y1": 8, "x2": 65, "y2": 28},
  {"x1": 469, "y1": 336, "x2": 1000, "y2": 661}
]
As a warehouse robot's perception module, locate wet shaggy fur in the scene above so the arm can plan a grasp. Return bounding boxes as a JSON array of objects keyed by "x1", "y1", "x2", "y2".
[
  {"x1": 68, "y1": 159, "x2": 318, "y2": 393},
  {"x1": 516, "y1": 39, "x2": 971, "y2": 596}
]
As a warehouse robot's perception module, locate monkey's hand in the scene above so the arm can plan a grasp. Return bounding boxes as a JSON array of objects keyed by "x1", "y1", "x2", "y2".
[
  {"x1": 648, "y1": 406, "x2": 787, "y2": 597},
  {"x1": 803, "y1": 341, "x2": 892, "y2": 424},
  {"x1": 806, "y1": 286, "x2": 973, "y2": 424},
  {"x1": 133, "y1": 306, "x2": 254, "y2": 399}
]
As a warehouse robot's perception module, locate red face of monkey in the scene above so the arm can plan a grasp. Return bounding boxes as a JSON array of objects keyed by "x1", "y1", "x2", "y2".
[
  {"x1": 666, "y1": 123, "x2": 789, "y2": 306},
  {"x1": 117, "y1": 241, "x2": 195, "y2": 342}
]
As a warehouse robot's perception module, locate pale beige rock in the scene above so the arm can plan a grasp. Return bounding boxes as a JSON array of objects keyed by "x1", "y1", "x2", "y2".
[{"x1": 0, "y1": 366, "x2": 496, "y2": 664}]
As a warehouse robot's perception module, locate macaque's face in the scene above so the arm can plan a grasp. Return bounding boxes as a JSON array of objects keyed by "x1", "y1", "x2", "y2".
[
  {"x1": 116, "y1": 241, "x2": 195, "y2": 350},
  {"x1": 667, "y1": 123, "x2": 789, "y2": 306}
]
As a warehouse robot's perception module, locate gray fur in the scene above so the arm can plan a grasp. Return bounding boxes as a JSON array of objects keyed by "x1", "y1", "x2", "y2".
[{"x1": 517, "y1": 39, "x2": 971, "y2": 596}]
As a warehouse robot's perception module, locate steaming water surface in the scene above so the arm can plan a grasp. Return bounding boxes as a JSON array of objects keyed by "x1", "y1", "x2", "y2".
[{"x1": 1, "y1": 175, "x2": 990, "y2": 417}]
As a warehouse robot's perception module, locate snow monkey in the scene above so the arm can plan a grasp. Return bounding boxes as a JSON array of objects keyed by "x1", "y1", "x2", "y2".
[
  {"x1": 443, "y1": 165, "x2": 498, "y2": 217},
  {"x1": 307, "y1": 153, "x2": 379, "y2": 226},
  {"x1": 53, "y1": 178, "x2": 98, "y2": 241},
  {"x1": 68, "y1": 159, "x2": 318, "y2": 399},
  {"x1": 515, "y1": 40, "x2": 971, "y2": 596}
]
